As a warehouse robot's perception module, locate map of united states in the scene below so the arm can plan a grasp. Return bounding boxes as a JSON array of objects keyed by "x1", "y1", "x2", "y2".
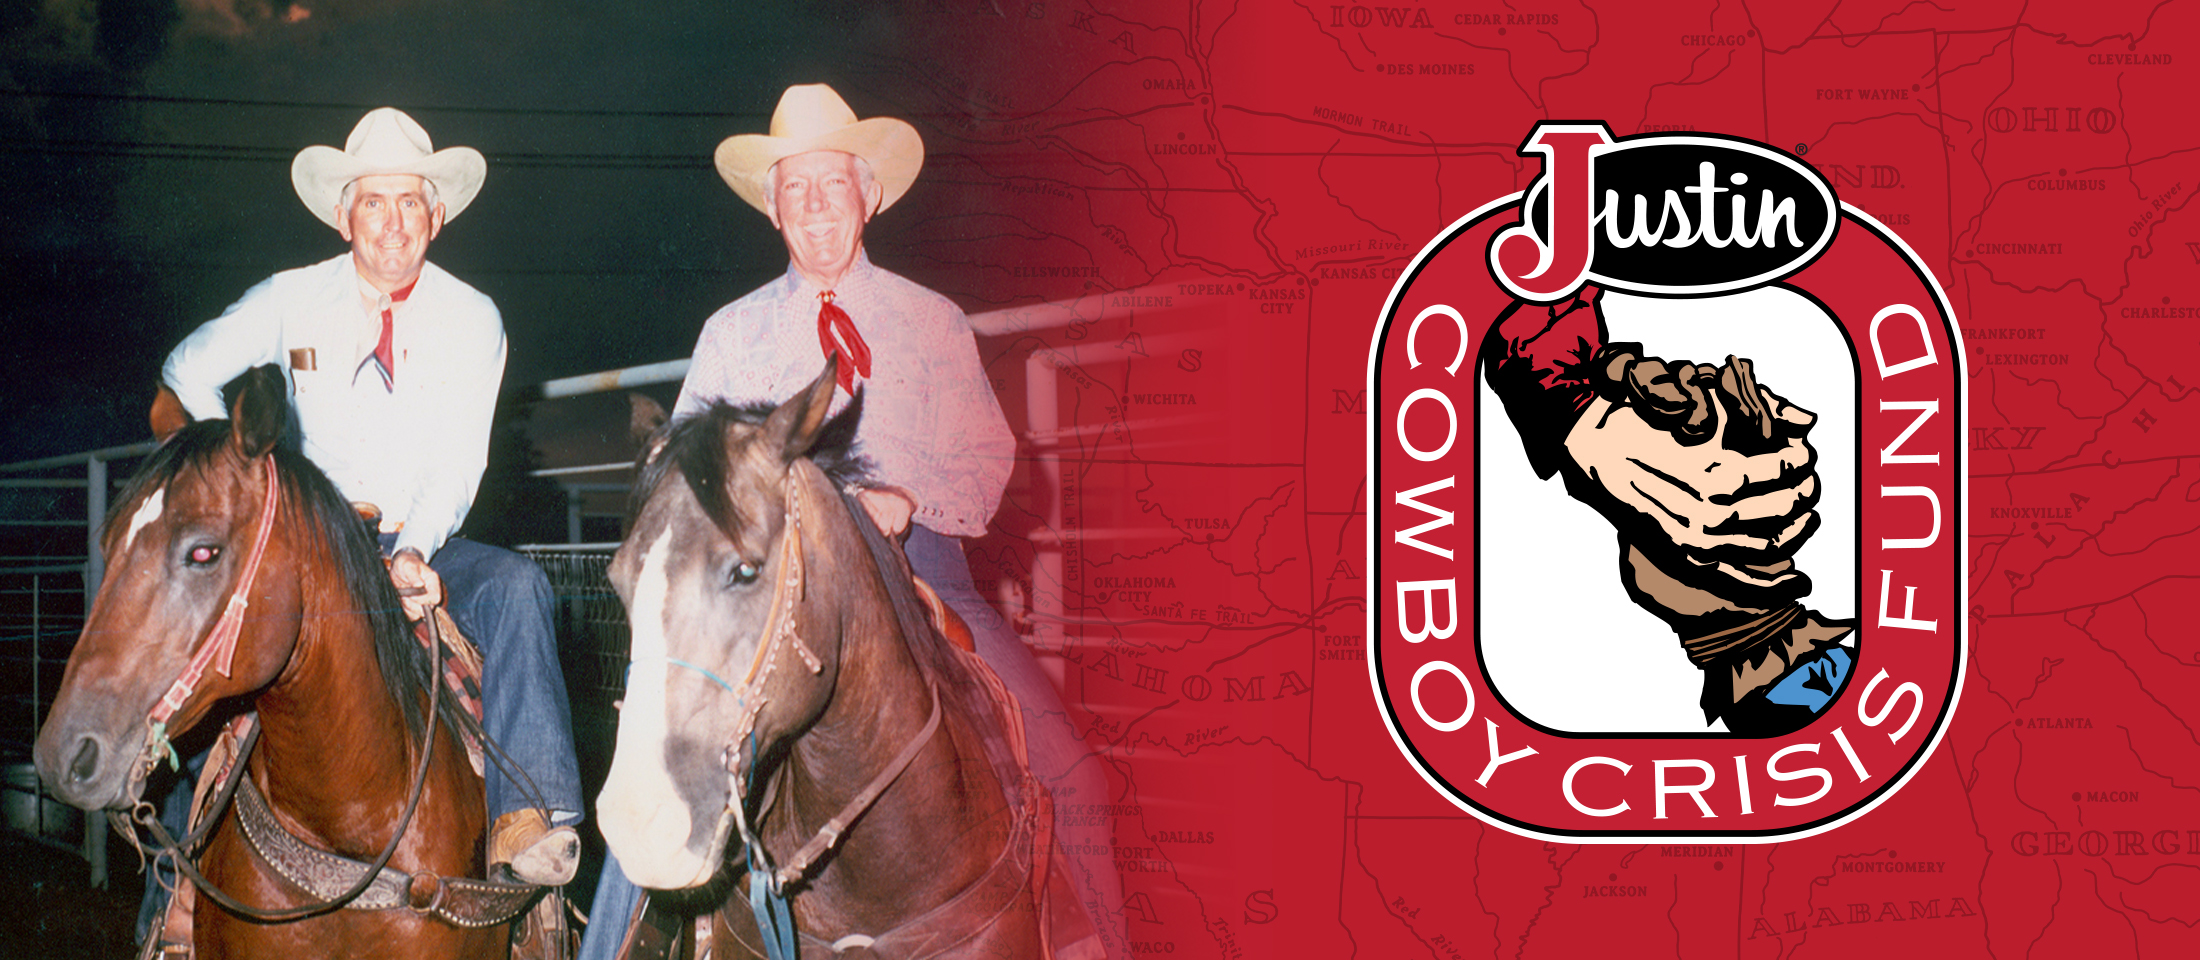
[{"x1": 838, "y1": 1, "x2": 2199, "y2": 954}]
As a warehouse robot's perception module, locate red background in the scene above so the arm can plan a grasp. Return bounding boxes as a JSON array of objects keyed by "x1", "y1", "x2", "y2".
[{"x1": 865, "y1": 2, "x2": 2200, "y2": 956}]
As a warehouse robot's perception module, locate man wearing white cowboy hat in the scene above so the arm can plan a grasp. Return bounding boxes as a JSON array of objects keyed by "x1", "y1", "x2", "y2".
[
  {"x1": 151, "y1": 107, "x2": 586, "y2": 891},
  {"x1": 578, "y1": 84, "x2": 1124, "y2": 960}
]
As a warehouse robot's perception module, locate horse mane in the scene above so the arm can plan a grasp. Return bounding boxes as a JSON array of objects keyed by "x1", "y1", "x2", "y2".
[
  {"x1": 110, "y1": 421, "x2": 466, "y2": 746},
  {"x1": 631, "y1": 391, "x2": 871, "y2": 539}
]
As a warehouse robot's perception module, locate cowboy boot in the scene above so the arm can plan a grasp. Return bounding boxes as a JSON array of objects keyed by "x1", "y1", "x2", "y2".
[{"x1": 491, "y1": 808, "x2": 580, "y2": 887}]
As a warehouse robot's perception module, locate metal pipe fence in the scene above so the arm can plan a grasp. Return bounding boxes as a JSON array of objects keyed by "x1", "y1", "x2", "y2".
[
  {"x1": 520, "y1": 548, "x2": 631, "y2": 708},
  {"x1": 0, "y1": 443, "x2": 147, "y2": 888}
]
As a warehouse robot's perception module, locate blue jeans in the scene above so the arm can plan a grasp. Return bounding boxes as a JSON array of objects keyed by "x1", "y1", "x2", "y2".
[
  {"x1": 577, "y1": 859, "x2": 644, "y2": 960},
  {"x1": 426, "y1": 537, "x2": 585, "y2": 825},
  {"x1": 578, "y1": 528, "x2": 1125, "y2": 960}
]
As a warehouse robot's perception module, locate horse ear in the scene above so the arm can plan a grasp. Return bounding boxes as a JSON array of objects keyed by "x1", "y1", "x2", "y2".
[
  {"x1": 629, "y1": 393, "x2": 668, "y2": 445},
  {"x1": 767, "y1": 356, "x2": 840, "y2": 463},
  {"x1": 227, "y1": 365, "x2": 286, "y2": 459},
  {"x1": 150, "y1": 384, "x2": 190, "y2": 441},
  {"x1": 630, "y1": 393, "x2": 670, "y2": 466}
]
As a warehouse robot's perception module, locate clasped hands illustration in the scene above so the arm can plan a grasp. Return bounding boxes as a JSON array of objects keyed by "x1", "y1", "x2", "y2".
[{"x1": 1484, "y1": 291, "x2": 1856, "y2": 735}]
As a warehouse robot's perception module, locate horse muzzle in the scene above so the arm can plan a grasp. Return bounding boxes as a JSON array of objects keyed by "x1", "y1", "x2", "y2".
[
  {"x1": 597, "y1": 779, "x2": 733, "y2": 890},
  {"x1": 33, "y1": 720, "x2": 149, "y2": 811}
]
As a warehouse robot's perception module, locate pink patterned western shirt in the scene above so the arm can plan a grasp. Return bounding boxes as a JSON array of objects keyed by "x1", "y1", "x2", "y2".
[{"x1": 674, "y1": 251, "x2": 1015, "y2": 538}]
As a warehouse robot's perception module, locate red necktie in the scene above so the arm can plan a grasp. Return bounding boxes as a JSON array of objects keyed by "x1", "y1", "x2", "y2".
[
  {"x1": 372, "y1": 279, "x2": 419, "y2": 391},
  {"x1": 816, "y1": 291, "x2": 871, "y2": 394}
]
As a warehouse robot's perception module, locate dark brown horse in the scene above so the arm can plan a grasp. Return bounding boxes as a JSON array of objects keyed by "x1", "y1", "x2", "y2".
[
  {"x1": 598, "y1": 362, "x2": 1078, "y2": 958},
  {"x1": 32, "y1": 367, "x2": 503, "y2": 958}
]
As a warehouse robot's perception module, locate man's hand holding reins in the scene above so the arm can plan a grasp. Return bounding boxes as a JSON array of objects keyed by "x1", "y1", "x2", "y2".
[
  {"x1": 857, "y1": 487, "x2": 915, "y2": 539},
  {"x1": 390, "y1": 548, "x2": 444, "y2": 621}
]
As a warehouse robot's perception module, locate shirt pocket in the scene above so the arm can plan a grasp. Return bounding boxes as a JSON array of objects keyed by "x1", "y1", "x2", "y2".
[
  {"x1": 287, "y1": 348, "x2": 327, "y2": 395},
  {"x1": 284, "y1": 339, "x2": 354, "y2": 415}
]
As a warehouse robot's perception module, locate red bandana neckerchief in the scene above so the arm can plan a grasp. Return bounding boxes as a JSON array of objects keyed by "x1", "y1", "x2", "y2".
[
  {"x1": 370, "y1": 278, "x2": 420, "y2": 391},
  {"x1": 815, "y1": 291, "x2": 872, "y2": 394}
]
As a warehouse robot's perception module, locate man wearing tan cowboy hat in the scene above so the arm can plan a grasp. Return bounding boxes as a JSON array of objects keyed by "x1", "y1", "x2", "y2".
[
  {"x1": 578, "y1": 84, "x2": 1123, "y2": 960},
  {"x1": 149, "y1": 108, "x2": 585, "y2": 895}
]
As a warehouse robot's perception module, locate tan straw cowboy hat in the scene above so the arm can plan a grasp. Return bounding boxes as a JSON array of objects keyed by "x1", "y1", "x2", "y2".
[
  {"x1": 714, "y1": 84, "x2": 924, "y2": 216},
  {"x1": 291, "y1": 107, "x2": 486, "y2": 228}
]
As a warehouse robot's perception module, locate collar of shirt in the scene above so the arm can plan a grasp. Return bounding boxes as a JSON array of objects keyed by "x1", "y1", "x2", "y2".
[
  {"x1": 779, "y1": 247, "x2": 879, "y2": 303},
  {"x1": 356, "y1": 271, "x2": 405, "y2": 317}
]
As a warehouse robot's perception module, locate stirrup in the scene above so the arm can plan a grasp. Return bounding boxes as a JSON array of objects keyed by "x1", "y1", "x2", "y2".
[
  {"x1": 139, "y1": 886, "x2": 195, "y2": 960},
  {"x1": 509, "y1": 889, "x2": 575, "y2": 960}
]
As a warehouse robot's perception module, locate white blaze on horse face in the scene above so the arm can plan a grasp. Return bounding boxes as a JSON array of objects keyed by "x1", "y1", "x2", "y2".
[
  {"x1": 122, "y1": 487, "x2": 166, "y2": 555},
  {"x1": 599, "y1": 526, "x2": 718, "y2": 889}
]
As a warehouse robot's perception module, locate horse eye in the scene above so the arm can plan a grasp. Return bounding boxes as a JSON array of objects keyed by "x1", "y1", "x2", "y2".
[
  {"x1": 728, "y1": 560, "x2": 762, "y2": 587},
  {"x1": 186, "y1": 544, "x2": 222, "y2": 567}
]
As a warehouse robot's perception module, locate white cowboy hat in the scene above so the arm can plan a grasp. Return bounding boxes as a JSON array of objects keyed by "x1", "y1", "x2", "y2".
[
  {"x1": 713, "y1": 84, "x2": 924, "y2": 217},
  {"x1": 290, "y1": 107, "x2": 486, "y2": 228}
]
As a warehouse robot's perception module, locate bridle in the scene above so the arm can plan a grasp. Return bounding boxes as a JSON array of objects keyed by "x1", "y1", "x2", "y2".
[
  {"x1": 131, "y1": 454, "x2": 282, "y2": 789},
  {"x1": 633, "y1": 463, "x2": 942, "y2": 960},
  {"x1": 115, "y1": 454, "x2": 467, "y2": 922}
]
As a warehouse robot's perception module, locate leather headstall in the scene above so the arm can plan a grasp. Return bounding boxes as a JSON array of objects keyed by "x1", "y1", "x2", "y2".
[{"x1": 134, "y1": 455, "x2": 282, "y2": 789}]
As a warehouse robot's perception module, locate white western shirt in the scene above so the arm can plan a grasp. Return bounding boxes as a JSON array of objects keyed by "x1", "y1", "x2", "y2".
[{"x1": 161, "y1": 254, "x2": 506, "y2": 559}]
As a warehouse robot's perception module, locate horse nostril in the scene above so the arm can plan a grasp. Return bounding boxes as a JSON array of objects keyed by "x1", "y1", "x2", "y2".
[{"x1": 68, "y1": 736, "x2": 101, "y2": 785}]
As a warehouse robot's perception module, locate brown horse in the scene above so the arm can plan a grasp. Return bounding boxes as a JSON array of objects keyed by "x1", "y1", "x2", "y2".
[
  {"x1": 32, "y1": 367, "x2": 504, "y2": 958},
  {"x1": 598, "y1": 362, "x2": 1076, "y2": 958}
]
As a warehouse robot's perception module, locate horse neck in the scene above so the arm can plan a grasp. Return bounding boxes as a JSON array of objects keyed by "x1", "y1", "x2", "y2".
[
  {"x1": 767, "y1": 483, "x2": 1004, "y2": 919},
  {"x1": 246, "y1": 528, "x2": 429, "y2": 847},
  {"x1": 776, "y1": 486, "x2": 933, "y2": 811}
]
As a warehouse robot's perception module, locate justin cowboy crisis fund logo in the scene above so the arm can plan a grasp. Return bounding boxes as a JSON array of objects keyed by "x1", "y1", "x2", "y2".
[{"x1": 1365, "y1": 123, "x2": 1966, "y2": 840}]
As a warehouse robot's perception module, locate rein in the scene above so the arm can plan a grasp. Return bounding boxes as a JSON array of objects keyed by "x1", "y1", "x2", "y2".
[
  {"x1": 116, "y1": 455, "x2": 503, "y2": 924},
  {"x1": 723, "y1": 763, "x2": 1049, "y2": 960},
  {"x1": 130, "y1": 580, "x2": 450, "y2": 923}
]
